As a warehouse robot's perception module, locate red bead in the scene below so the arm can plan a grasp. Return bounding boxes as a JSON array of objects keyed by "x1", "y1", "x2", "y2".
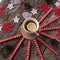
[
  {"x1": 9, "y1": 38, "x2": 24, "y2": 60},
  {"x1": 40, "y1": 16, "x2": 60, "y2": 28},
  {"x1": 0, "y1": 34, "x2": 21, "y2": 43},
  {"x1": 37, "y1": 38, "x2": 58, "y2": 55},
  {"x1": 41, "y1": 26, "x2": 60, "y2": 31},
  {"x1": 38, "y1": 8, "x2": 53, "y2": 23},
  {"x1": 34, "y1": 40, "x2": 44, "y2": 60}
]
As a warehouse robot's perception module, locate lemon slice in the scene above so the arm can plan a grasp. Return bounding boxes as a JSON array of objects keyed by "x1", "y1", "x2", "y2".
[{"x1": 26, "y1": 22, "x2": 37, "y2": 32}]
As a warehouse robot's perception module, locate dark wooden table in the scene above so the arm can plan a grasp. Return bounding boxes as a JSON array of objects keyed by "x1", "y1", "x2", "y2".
[{"x1": 0, "y1": 0, "x2": 60, "y2": 60}]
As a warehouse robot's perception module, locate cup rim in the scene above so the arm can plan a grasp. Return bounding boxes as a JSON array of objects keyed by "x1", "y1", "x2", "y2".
[{"x1": 23, "y1": 18, "x2": 39, "y2": 33}]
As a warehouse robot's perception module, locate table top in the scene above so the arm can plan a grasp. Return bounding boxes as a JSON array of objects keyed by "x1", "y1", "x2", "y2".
[{"x1": 0, "y1": 0, "x2": 60, "y2": 60}]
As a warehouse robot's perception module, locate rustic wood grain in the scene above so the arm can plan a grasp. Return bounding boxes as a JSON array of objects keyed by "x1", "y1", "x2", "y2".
[{"x1": 0, "y1": 0, "x2": 60, "y2": 60}]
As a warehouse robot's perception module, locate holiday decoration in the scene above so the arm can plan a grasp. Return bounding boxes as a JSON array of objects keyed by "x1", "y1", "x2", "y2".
[
  {"x1": 13, "y1": 16, "x2": 20, "y2": 23},
  {"x1": 55, "y1": 1, "x2": 60, "y2": 7},
  {"x1": 7, "y1": 3, "x2": 14, "y2": 10},
  {"x1": 0, "y1": 7, "x2": 4, "y2": 16},
  {"x1": 55, "y1": 0, "x2": 60, "y2": 7},
  {"x1": 2, "y1": 21, "x2": 14, "y2": 33},
  {"x1": 54, "y1": 8, "x2": 60, "y2": 16},
  {"x1": 0, "y1": 0, "x2": 2, "y2": 2},
  {"x1": 31, "y1": 9, "x2": 37, "y2": 15},
  {"x1": 39, "y1": 2, "x2": 50, "y2": 13},
  {"x1": 0, "y1": 7, "x2": 60, "y2": 60}
]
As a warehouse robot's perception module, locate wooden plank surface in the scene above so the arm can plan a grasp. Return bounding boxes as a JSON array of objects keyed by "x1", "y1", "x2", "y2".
[{"x1": 0, "y1": 0, "x2": 60, "y2": 60}]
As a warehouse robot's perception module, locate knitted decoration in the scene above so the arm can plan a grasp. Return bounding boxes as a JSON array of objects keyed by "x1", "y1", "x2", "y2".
[
  {"x1": 39, "y1": 2, "x2": 50, "y2": 13},
  {"x1": 54, "y1": 8, "x2": 60, "y2": 16},
  {"x1": 2, "y1": 21, "x2": 14, "y2": 33}
]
